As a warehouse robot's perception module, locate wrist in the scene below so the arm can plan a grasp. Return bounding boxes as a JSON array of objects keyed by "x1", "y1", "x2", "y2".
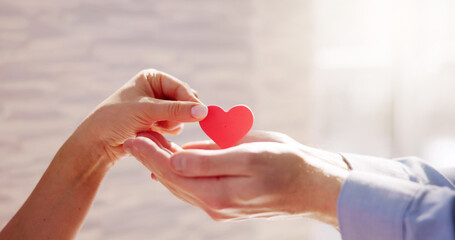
[
  {"x1": 54, "y1": 131, "x2": 114, "y2": 184},
  {"x1": 318, "y1": 166, "x2": 349, "y2": 226},
  {"x1": 298, "y1": 144, "x2": 350, "y2": 171},
  {"x1": 74, "y1": 112, "x2": 125, "y2": 164},
  {"x1": 296, "y1": 146, "x2": 349, "y2": 227},
  {"x1": 305, "y1": 166, "x2": 348, "y2": 227}
]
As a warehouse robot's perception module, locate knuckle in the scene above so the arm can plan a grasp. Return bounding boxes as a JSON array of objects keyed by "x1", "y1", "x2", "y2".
[
  {"x1": 192, "y1": 90, "x2": 199, "y2": 98},
  {"x1": 243, "y1": 150, "x2": 261, "y2": 170},
  {"x1": 269, "y1": 130, "x2": 284, "y2": 137},
  {"x1": 182, "y1": 81, "x2": 190, "y2": 89},
  {"x1": 167, "y1": 102, "x2": 183, "y2": 119},
  {"x1": 265, "y1": 131, "x2": 290, "y2": 143},
  {"x1": 243, "y1": 154, "x2": 257, "y2": 171},
  {"x1": 174, "y1": 84, "x2": 187, "y2": 96},
  {"x1": 139, "y1": 68, "x2": 157, "y2": 78},
  {"x1": 138, "y1": 69, "x2": 151, "y2": 81},
  {"x1": 139, "y1": 69, "x2": 161, "y2": 87},
  {"x1": 195, "y1": 155, "x2": 211, "y2": 174}
]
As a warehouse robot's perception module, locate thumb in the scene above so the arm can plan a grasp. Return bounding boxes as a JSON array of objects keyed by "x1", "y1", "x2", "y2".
[
  {"x1": 142, "y1": 99, "x2": 208, "y2": 122},
  {"x1": 169, "y1": 147, "x2": 254, "y2": 177}
]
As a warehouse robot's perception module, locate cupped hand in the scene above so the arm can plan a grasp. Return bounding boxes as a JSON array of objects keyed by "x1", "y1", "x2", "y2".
[
  {"x1": 72, "y1": 69, "x2": 207, "y2": 163},
  {"x1": 124, "y1": 130, "x2": 349, "y2": 226}
]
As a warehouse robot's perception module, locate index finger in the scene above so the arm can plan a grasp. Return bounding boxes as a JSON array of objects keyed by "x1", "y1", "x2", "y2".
[{"x1": 142, "y1": 69, "x2": 200, "y2": 102}]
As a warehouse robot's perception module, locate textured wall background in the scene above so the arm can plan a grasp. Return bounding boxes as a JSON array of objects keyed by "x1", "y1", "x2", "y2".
[{"x1": 1, "y1": 0, "x2": 455, "y2": 239}]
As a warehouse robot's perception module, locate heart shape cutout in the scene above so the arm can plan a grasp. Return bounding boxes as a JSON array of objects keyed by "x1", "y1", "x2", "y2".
[{"x1": 199, "y1": 105, "x2": 254, "y2": 149}]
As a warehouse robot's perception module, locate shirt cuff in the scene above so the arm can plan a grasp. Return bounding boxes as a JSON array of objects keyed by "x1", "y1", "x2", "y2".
[
  {"x1": 341, "y1": 153, "x2": 455, "y2": 188},
  {"x1": 340, "y1": 153, "x2": 413, "y2": 181},
  {"x1": 338, "y1": 171, "x2": 421, "y2": 240}
]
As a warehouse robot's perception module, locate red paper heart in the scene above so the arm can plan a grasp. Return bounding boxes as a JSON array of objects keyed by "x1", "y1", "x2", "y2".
[{"x1": 199, "y1": 105, "x2": 254, "y2": 149}]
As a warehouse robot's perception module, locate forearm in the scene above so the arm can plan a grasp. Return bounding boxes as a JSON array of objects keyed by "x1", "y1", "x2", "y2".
[{"x1": 0, "y1": 133, "x2": 113, "y2": 240}]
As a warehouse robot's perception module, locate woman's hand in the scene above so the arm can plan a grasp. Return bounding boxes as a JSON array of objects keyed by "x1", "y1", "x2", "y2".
[
  {"x1": 73, "y1": 69, "x2": 208, "y2": 163},
  {"x1": 124, "y1": 130, "x2": 349, "y2": 226},
  {"x1": 0, "y1": 69, "x2": 208, "y2": 240}
]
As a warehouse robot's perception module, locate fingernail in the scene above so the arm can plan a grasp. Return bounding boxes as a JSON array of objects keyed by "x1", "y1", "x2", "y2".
[
  {"x1": 123, "y1": 139, "x2": 134, "y2": 154},
  {"x1": 171, "y1": 155, "x2": 186, "y2": 172},
  {"x1": 191, "y1": 105, "x2": 208, "y2": 119},
  {"x1": 151, "y1": 172, "x2": 158, "y2": 181}
]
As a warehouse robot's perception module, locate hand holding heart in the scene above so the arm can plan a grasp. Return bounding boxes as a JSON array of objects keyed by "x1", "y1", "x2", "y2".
[
  {"x1": 124, "y1": 130, "x2": 349, "y2": 227},
  {"x1": 72, "y1": 69, "x2": 207, "y2": 163}
]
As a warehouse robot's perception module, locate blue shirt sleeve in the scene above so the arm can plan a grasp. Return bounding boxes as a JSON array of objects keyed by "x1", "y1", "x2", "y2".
[
  {"x1": 338, "y1": 155, "x2": 455, "y2": 240},
  {"x1": 341, "y1": 153, "x2": 455, "y2": 186}
]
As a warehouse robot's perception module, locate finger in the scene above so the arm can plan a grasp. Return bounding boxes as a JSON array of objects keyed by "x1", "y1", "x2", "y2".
[
  {"x1": 153, "y1": 121, "x2": 183, "y2": 131},
  {"x1": 140, "y1": 98, "x2": 208, "y2": 122},
  {"x1": 169, "y1": 142, "x2": 183, "y2": 153},
  {"x1": 241, "y1": 130, "x2": 298, "y2": 146},
  {"x1": 164, "y1": 182, "x2": 236, "y2": 223},
  {"x1": 170, "y1": 146, "x2": 254, "y2": 177},
  {"x1": 191, "y1": 89, "x2": 199, "y2": 99},
  {"x1": 143, "y1": 69, "x2": 200, "y2": 102},
  {"x1": 181, "y1": 131, "x2": 276, "y2": 150},
  {"x1": 123, "y1": 136, "x2": 171, "y2": 175},
  {"x1": 125, "y1": 135, "x2": 238, "y2": 216},
  {"x1": 151, "y1": 172, "x2": 158, "y2": 181},
  {"x1": 158, "y1": 125, "x2": 184, "y2": 136},
  {"x1": 136, "y1": 131, "x2": 183, "y2": 153},
  {"x1": 136, "y1": 131, "x2": 172, "y2": 152},
  {"x1": 137, "y1": 131, "x2": 183, "y2": 153},
  {"x1": 235, "y1": 130, "x2": 282, "y2": 145},
  {"x1": 151, "y1": 121, "x2": 184, "y2": 135},
  {"x1": 164, "y1": 183, "x2": 200, "y2": 207},
  {"x1": 127, "y1": 137, "x2": 228, "y2": 199},
  {"x1": 182, "y1": 140, "x2": 220, "y2": 150}
]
